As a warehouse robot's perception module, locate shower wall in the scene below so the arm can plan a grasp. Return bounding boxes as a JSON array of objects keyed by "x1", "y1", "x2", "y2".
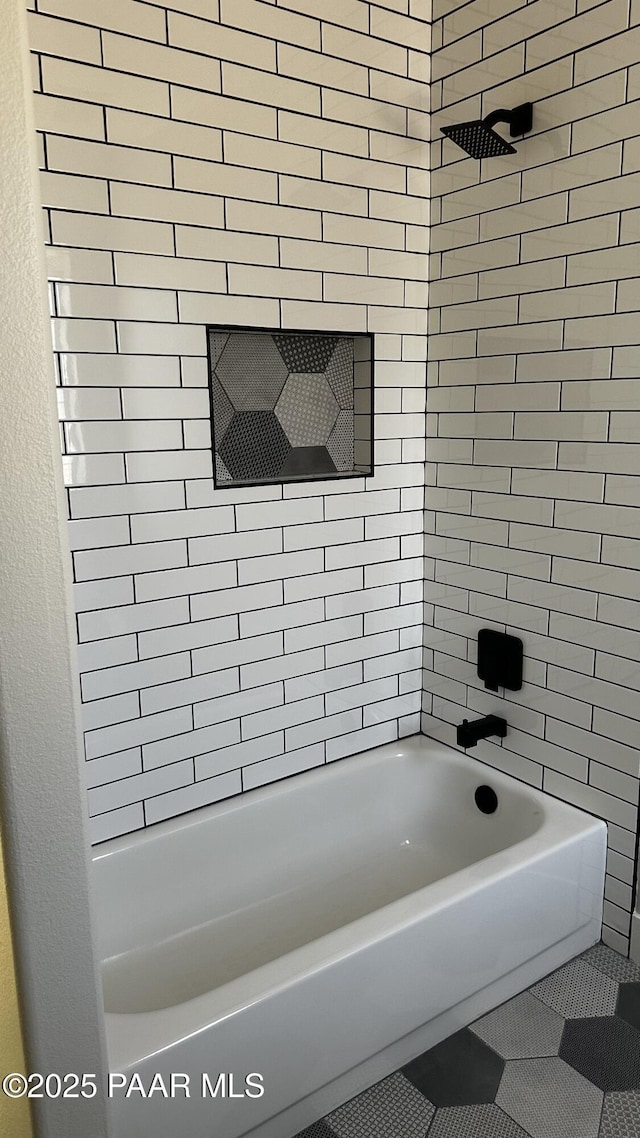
[
  {"x1": 425, "y1": 0, "x2": 640, "y2": 953},
  {"x1": 28, "y1": 0, "x2": 431, "y2": 843}
]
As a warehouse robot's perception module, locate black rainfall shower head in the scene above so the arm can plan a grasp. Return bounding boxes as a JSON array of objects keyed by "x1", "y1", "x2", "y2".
[
  {"x1": 440, "y1": 120, "x2": 516, "y2": 159},
  {"x1": 441, "y1": 102, "x2": 533, "y2": 160}
]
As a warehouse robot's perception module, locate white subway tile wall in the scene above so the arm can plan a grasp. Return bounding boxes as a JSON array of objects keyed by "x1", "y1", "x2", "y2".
[
  {"x1": 30, "y1": 0, "x2": 640, "y2": 953},
  {"x1": 428, "y1": 0, "x2": 640, "y2": 954},
  {"x1": 28, "y1": 0, "x2": 430, "y2": 844}
]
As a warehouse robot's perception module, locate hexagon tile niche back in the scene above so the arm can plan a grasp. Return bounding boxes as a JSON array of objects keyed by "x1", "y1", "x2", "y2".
[{"x1": 207, "y1": 327, "x2": 373, "y2": 487}]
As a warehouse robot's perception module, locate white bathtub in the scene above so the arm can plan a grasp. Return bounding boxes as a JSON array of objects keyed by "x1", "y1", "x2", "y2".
[{"x1": 92, "y1": 734, "x2": 606, "y2": 1138}]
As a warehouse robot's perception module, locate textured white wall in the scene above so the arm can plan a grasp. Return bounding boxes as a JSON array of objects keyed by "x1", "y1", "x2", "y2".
[
  {"x1": 28, "y1": 0, "x2": 432, "y2": 844},
  {"x1": 426, "y1": 0, "x2": 640, "y2": 955},
  {"x1": 0, "y1": 3, "x2": 109, "y2": 1134}
]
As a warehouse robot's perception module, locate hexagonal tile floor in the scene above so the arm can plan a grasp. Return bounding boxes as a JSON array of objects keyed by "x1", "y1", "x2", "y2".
[{"x1": 293, "y1": 944, "x2": 640, "y2": 1138}]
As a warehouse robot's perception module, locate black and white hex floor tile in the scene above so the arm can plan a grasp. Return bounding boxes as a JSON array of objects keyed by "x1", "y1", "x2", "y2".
[{"x1": 294, "y1": 944, "x2": 640, "y2": 1138}]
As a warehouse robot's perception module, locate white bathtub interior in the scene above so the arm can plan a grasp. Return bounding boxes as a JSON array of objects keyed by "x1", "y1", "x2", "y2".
[
  {"x1": 100, "y1": 740, "x2": 543, "y2": 1015},
  {"x1": 92, "y1": 734, "x2": 607, "y2": 1138}
]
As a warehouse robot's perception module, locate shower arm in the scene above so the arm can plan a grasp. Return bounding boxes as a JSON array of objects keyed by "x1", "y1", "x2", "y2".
[{"x1": 483, "y1": 103, "x2": 533, "y2": 138}]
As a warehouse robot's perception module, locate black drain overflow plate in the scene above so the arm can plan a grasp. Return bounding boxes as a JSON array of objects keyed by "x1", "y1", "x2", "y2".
[{"x1": 475, "y1": 785, "x2": 498, "y2": 814}]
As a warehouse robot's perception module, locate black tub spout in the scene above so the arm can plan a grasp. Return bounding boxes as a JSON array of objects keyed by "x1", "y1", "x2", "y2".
[{"x1": 456, "y1": 715, "x2": 507, "y2": 750}]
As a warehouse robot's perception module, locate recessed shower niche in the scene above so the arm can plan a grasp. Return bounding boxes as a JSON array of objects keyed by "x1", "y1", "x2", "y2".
[{"x1": 207, "y1": 325, "x2": 373, "y2": 487}]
